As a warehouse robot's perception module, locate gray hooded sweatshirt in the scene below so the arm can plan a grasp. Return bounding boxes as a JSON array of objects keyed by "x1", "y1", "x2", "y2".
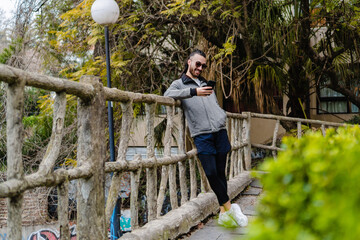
[{"x1": 164, "y1": 74, "x2": 227, "y2": 137}]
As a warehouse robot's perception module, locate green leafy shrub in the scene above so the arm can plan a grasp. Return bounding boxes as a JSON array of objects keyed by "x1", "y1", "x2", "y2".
[
  {"x1": 22, "y1": 114, "x2": 53, "y2": 159},
  {"x1": 247, "y1": 126, "x2": 360, "y2": 240},
  {"x1": 0, "y1": 38, "x2": 22, "y2": 64}
]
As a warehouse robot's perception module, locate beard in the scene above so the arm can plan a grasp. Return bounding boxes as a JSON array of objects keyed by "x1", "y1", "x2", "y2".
[{"x1": 189, "y1": 65, "x2": 201, "y2": 78}]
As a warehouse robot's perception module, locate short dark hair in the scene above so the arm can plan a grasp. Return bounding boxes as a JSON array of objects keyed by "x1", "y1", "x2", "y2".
[
  {"x1": 188, "y1": 49, "x2": 206, "y2": 59},
  {"x1": 181, "y1": 49, "x2": 206, "y2": 76}
]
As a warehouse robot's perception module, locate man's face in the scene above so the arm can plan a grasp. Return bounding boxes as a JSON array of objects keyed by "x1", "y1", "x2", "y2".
[{"x1": 188, "y1": 54, "x2": 207, "y2": 78}]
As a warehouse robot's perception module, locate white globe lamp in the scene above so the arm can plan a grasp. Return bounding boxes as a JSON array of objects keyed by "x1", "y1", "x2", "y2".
[{"x1": 91, "y1": 0, "x2": 120, "y2": 25}]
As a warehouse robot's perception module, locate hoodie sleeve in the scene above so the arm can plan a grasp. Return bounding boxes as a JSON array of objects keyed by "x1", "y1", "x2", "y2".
[{"x1": 164, "y1": 80, "x2": 197, "y2": 100}]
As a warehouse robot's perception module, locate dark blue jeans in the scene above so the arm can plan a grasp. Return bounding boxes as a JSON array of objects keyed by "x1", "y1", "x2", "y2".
[{"x1": 194, "y1": 129, "x2": 231, "y2": 206}]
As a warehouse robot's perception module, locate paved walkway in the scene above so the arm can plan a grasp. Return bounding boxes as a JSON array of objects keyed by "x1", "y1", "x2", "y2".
[{"x1": 179, "y1": 179, "x2": 263, "y2": 240}]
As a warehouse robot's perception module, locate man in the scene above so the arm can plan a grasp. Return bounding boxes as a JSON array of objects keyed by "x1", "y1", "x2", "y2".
[{"x1": 164, "y1": 49, "x2": 247, "y2": 228}]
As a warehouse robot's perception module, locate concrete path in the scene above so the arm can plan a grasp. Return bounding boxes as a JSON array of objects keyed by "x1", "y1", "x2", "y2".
[{"x1": 178, "y1": 179, "x2": 263, "y2": 240}]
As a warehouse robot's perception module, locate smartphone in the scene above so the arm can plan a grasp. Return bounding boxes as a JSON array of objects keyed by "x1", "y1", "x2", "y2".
[{"x1": 206, "y1": 80, "x2": 216, "y2": 89}]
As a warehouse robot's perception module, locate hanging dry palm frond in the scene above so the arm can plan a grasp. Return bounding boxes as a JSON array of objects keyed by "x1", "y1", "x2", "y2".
[{"x1": 250, "y1": 64, "x2": 281, "y2": 113}]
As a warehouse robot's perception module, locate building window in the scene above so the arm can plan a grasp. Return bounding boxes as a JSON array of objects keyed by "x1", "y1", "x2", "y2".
[{"x1": 318, "y1": 87, "x2": 359, "y2": 114}]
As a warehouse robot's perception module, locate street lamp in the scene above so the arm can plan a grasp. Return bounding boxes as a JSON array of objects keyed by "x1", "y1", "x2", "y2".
[
  {"x1": 91, "y1": 0, "x2": 121, "y2": 239},
  {"x1": 91, "y1": 0, "x2": 119, "y2": 25}
]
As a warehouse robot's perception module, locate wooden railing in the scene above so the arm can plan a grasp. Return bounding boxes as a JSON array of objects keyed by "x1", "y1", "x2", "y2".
[
  {"x1": 0, "y1": 64, "x2": 252, "y2": 239},
  {"x1": 0, "y1": 63, "x2": 349, "y2": 239},
  {"x1": 249, "y1": 112, "x2": 347, "y2": 158}
]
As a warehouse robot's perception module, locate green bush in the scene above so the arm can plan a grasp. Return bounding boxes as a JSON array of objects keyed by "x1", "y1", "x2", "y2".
[{"x1": 247, "y1": 126, "x2": 360, "y2": 240}]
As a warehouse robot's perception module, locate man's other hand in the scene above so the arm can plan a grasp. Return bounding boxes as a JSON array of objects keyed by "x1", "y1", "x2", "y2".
[{"x1": 196, "y1": 87, "x2": 213, "y2": 96}]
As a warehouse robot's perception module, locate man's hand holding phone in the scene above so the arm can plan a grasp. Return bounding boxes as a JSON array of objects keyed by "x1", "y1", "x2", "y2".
[
  {"x1": 196, "y1": 81, "x2": 216, "y2": 96},
  {"x1": 196, "y1": 86, "x2": 213, "y2": 96}
]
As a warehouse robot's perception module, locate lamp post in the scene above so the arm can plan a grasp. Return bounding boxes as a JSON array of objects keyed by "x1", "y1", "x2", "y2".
[{"x1": 91, "y1": 0, "x2": 121, "y2": 239}]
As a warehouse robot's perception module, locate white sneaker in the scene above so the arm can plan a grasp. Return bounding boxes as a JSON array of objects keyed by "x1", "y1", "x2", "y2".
[
  {"x1": 228, "y1": 204, "x2": 248, "y2": 227},
  {"x1": 218, "y1": 211, "x2": 238, "y2": 228}
]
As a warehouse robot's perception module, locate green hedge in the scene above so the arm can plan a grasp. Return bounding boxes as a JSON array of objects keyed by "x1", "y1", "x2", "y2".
[{"x1": 247, "y1": 126, "x2": 360, "y2": 240}]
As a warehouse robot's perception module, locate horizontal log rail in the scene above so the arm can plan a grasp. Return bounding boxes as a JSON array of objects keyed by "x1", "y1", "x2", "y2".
[
  {"x1": 104, "y1": 87, "x2": 181, "y2": 106},
  {"x1": 250, "y1": 112, "x2": 347, "y2": 127},
  {"x1": 0, "y1": 64, "x2": 95, "y2": 101},
  {"x1": 226, "y1": 112, "x2": 247, "y2": 119},
  {"x1": 231, "y1": 142, "x2": 248, "y2": 151},
  {"x1": 0, "y1": 148, "x2": 198, "y2": 199},
  {"x1": 0, "y1": 166, "x2": 92, "y2": 198},
  {"x1": 105, "y1": 149, "x2": 197, "y2": 172},
  {"x1": 0, "y1": 64, "x2": 181, "y2": 105},
  {"x1": 251, "y1": 143, "x2": 282, "y2": 152}
]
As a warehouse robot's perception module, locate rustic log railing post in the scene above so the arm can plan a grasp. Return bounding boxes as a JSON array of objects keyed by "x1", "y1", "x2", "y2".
[
  {"x1": 157, "y1": 106, "x2": 172, "y2": 216},
  {"x1": 106, "y1": 100, "x2": 133, "y2": 225},
  {"x1": 130, "y1": 154, "x2": 142, "y2": 229},
  {"x1": 58, "y1": 180, "x2": 70, "y2": 240},
  {"x1": 243, "y1": 112, "x2": 252, "y2": 170},
  {"x1": 38, "y1": 92, "x2": 67, "y2": 175},
  {"x1": 321, "y1": 124, "x2": 326, "y2": 136},
  {"x1": 237, "y1": 118, "x2": 242, "y2": 175},
  {"x1": 237, "y1": 119, "x2": 244, "y2": 173},
  {"x1": 225, "y1": 118, "x2": 230, "y2": 177},
  {"x1": 272, "y1": 120, "x2": 280, "y2": 158},
  {"x1": 186, "y1": 126, "x2": 198, "y2": 199},
  {"x1": 157, "y1": 165, "x2": 169, "y2": 217},
  {"x1": 229, "y1": 117, "x2": 235, "y2": 179},
  {"x1": 6, "y1": 79, "x2": 25, "y2": 240},
  {"x1": 167, "y1": 106, "x2": 178, "y2": 210},
  {"x1": 177, "y1": 107, "x2": 188, "y2": 205},
  {"x1": 234, "y1": 118, "x2": 240, "y2": 176},
  {"x1": 76, "y1": 76, "x2": 106, "y2": 239},
  {"x1": 118, "y1": 101, "x2": 134, "y2": 161},
  {"x1": 297, "y1": 121, "x2": 302, "y2": 139},
  {"x1": 189, "y1": 157, "x2": 197, "y2": 200},
  {"x1": 145, "y1": 103, "x2": 157, "y2": 221}
]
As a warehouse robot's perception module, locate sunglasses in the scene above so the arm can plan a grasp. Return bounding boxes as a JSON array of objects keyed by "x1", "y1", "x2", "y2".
[{"x1": 195, "y1": 61, "x2": 207, "y2": 69}]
